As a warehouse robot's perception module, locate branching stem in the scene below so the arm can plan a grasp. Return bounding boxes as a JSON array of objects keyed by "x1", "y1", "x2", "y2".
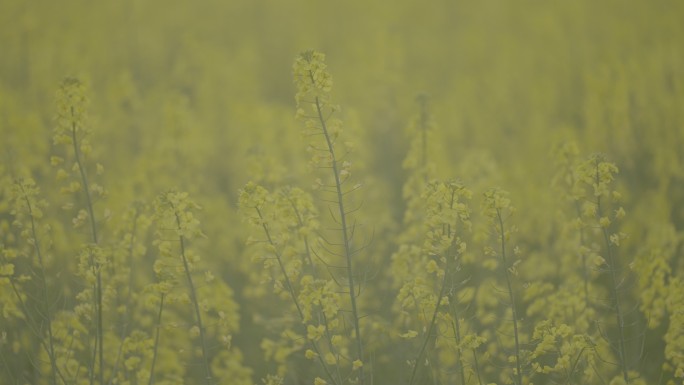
[
  {"x1": 409, "y1": 260, "x2": 448, "y2": 385},
  {"x1": 254, "y1": 207, "x2": 339, "y2": 385},
  {"x1": 311, "y1": 83, "x2": 365, "y2": 385},
  {"x1": 17, "y1": 182, "x2": 60, "y2": 385}
]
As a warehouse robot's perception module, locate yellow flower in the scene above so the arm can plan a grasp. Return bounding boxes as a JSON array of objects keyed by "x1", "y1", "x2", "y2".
[
  {"x1": 330, "y1": 335, "x2": 343, "y2": 347},
  {"x1": 599, "y1": 216, "x2": 611, "y2": 228},
  {"x1": 425, "y1": 260, "x2": 439, "y2": 274},
  {"x1": 399, "y1": 330, "x2": 418, "y2": 339},
  {"x1": 352, "y1": 359, "x2": 363, "y2": 370},
  {"x1": 305, "y1": 349, "x2": 318, "y2": 360},
  {"x1": 306, "y1": 324, "x2": 325, "y2": 341},
  {"x1": 610, "y1": 233, "x2": 621, "y2": 246}
]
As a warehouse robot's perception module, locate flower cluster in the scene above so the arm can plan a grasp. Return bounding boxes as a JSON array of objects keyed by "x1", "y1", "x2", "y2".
[{"x1": 2, "y1": 19, "x2": 683, "y2": 384}]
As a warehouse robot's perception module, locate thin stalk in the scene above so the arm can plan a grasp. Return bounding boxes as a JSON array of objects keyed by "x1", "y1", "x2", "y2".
[
  {"x1": 450, "y1": 317, "x2": 467, "y2": 385},
  {"x1": 573, "y1": 200, "x2": 590, "y2": 308},
  {"x1": 147, "y1": 293, "x2": 165, "y2": 385},
  {"x1": 311, "y1": 82, "x2": 365, "y2": 385},
  {"x1": 472, "y1": 348, "x2": 483, "y2": 385},
  {"x1": 408, "y1": 260, "x2": 449, "y2": 385},
  {"x1": 173, "y1": 209, "x2": 213, "y2": 385},
  {"x1": 109, "y1": 210, "x2": 141, "y2": 385},
  {"x1": 597, "y1": 196, "x2": 629, "y2": 383},
  {"x1": 418, "y1": 97, "x2": 428, "y2": 179},
  {"x1": 321, "y1": 311, "x2": 344, "y2": 385},
  {"x1": 254, "y1": 207, "x2": 339, "y2": 385},
  {"x1": 0, "y1": 347, "x2": 17, "y2": 384},
  {"x1": 286, "y1": 195, "x2": 317, "y2": 275},
  {"x1": 6, "y1": 274, "x2": 67, "y2": 385},
  {"x1": 445, "y1": 193, "x2": 467, "y2": 385},
  {"x1": 562, "y1": 347, "x2": 586, "y2": 385},
  {"x1": 70, "y1": 116, "x2": 99, "y2": 250},
  {"x1": 70, "y1": 107, "x2": 103, "y2": 385},
  {"x1": 562, "y1": 160, "x2": 591, "y2": 310},
  {"x1": 18, "y1": 182, "x2": 59, "y2": 385},
  {"x1": 497, "y1": 209, "x2": 522, "y2": 385}
]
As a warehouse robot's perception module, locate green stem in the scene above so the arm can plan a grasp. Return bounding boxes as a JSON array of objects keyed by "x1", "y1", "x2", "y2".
[
  {"x1": 597, "y1": 198, "x2": 629, "y2": 383},
  {"x1": 172, "y1": 208, "x2": 213, "y2": 385},
  {"x1": 286, "y1": 195, "x2": 317, "y2": 275},
  {"x1": 70, "y1": 107, "x2": 103, "y2": 385},
  {"x1": 321, "y1": 311, "x2": 344, "y2": 385},
  {"x1": 497, "y1": 209, "x2": 522, "y2": 385},
  {"x1": 148, "y1": 293, "x2": 165, "y2": 385},
  {"x1": 108, "y1": 210, "x2": 142, "y2": 385},
  {"x1": 418, "y1": 96, "x2": 428, "y2": 180},
  {"x1": 563, "y1": 347, "x2": 586, "y2": 385},
  {"x1": 6, "y1": 274, "x2": 67, "y2": 384},
  {"x1": 311, "y1": 86, "x2": 365, "y2": 385},
  {"x1": 18, "y1": 182, "x2": 60, "y2": 385},
  {"x1": 451, "y1": 317, "x2": 467, "y2": 385},
  {"x1": 573, "y1": 200, "x2": 591, "y2": 308},
  {"x1": 472, "y1": 348, "x2": 483, "y2": 385},
  {"x1": 254, "y1": 207, "x2": 339, "y2": 385},
  {"x1": 409, "y1": 260, "x2": 449, "y2": 385},
  {"x1": 593, "y1": 160, "x2": 628, "y2": 383}
]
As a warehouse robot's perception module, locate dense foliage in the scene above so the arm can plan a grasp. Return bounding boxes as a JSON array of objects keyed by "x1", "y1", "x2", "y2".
[{"x1": 1, "y1": 1, "x2": 683, "y2": 384}]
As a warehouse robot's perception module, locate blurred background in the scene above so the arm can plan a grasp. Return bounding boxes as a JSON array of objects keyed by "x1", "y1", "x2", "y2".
[
  {"x1": 2, "y1": 0, "x2": 683, "y2": 213},
  {"x1": 1, "y1": 0, "x2": 683, "y2": 383}
]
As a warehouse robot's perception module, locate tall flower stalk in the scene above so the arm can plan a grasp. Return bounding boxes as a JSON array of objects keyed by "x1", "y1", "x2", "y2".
[
  {"x1": 575, "y1": 154, "x2": 630, "y2": 383},
  {"x1": 239, "y1": 183, "x2": 339, "y2": 385},
  {"x1": 293, "y1": 50, "x2": 365, "y2": 385},
  {"x1": 7, "y1": 179, "x2": 62, "y2": 385},
  {"x1": 53, "y1": 77, "x2": 107, "y2": 385},
  {"x1": 483, "y1": 188, "x2": 523, "y2": 385},
  {"x1": 406, "y1": 180, "x2": 471, "y2": 385},
  {"x1": 154, "y1": 191, "x2": 213, "y2": 385}
]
